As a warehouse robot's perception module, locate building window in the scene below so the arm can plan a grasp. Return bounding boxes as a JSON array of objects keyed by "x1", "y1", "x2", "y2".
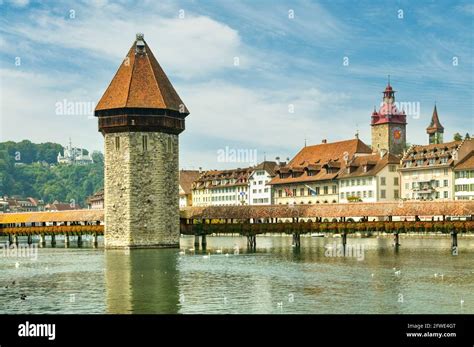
[
  {"x1": 368, "y1": 191, "x2": 373, "y2": 198},
  {"x1": 167, "y1": 137, "x2": 173, "y2": 153},
  {"x1": 115, "y1": 136, "x2": 120, "y2": 151},
  {"x1": 332, "y1": 185, "x2": 337, "y2": 194},
  {"x1": 341, "y1": 192, "x2": 344, "y2": 199},
  {"x1": 380, "y1": 189, "x2": 386, "y2": 199},
  {"x1": 380, "y1": 177, "x2": 386, "y2": 186},
  {"x1": 142, "y1": 135, "x2": 148, "y2": 151},
  {"x1": 389, "y1": 165, "x2": 396, "y2": 172},
  {"x1": 293, "y1": 188, "x2": 297, "y2": 196},
  {"x1": 443, "y1": 180, "x2": 448, "y2": 187},
  {"x1": 405, "y1": 183, "x2": 409, "y2": 190},
  {"x1": 315, "y1": 187, "x2": 320, "y2": 195},
  {"x1": 300, "y1": 188, "x2": 305, "y2": 196},
  {"x1": 278, "y1": 190, "x2": 283, "y2": 198},
  {"x1": 363, "y1": 191, "x2": 367, "y2": 198},
  {"x1": 394, "y1": 177, "x2": 399, "y2": 186},
  {"x1": 394, "y1": 190, "x2": 399, "y2": 199},
  {"x1": 444, "y1": 191, "x2": 448, "y2": 199},
  {"x1": 323, "y1": 186, "x2": 328, "y2": 195}
]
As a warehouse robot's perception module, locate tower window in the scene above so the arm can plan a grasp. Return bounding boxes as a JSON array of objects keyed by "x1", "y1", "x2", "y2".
[
  {"x1": 115, "y1": 136, "x2": 120, "y2": 151},
  {"x1": 142, "y1": 135, "x2": 148, "y2": 151},
  {"x1": 167, "y1": 137, "x2": 173, "y2": 153}
]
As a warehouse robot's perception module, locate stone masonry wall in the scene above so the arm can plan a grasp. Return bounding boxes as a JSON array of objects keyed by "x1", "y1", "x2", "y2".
[{"x1": 104, "y1": 131, "x2": 180, "y2": 248}]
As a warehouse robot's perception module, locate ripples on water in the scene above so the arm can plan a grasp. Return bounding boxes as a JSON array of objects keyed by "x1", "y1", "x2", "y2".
[{"x1": 0, "y1": 235, "x2": 473, "y2": 314}]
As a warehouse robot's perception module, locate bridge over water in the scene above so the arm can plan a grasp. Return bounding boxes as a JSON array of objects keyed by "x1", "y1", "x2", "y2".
[{"x1": 0, "y1": 201, "x2": 473, "y2": 251}]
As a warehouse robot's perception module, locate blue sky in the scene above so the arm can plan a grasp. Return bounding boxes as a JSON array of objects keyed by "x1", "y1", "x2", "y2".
[{"x1": 0, "y1": 0, "x2": 473, "y2": 169}]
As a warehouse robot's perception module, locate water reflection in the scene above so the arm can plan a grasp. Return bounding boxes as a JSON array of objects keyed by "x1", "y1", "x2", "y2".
[{"x1": 105, "y1": 249, "x2": 179, "y2": 314}]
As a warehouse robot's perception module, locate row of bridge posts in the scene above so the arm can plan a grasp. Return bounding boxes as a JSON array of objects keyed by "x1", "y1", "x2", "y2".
[
  {"x1": 4, "y1": 234, "x2": 98, "y2": 248},
  {"x1": 190, "y1": 229, "x2": 461, "y2": 256}
]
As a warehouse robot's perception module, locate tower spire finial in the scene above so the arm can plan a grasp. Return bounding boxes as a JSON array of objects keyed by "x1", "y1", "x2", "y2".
[{"x1": 388, "y1": 74, "x2": 390, "y2": 86}]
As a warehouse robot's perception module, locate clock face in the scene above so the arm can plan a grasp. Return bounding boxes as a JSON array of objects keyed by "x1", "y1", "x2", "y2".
[{"x1": 392, "y1": 127, "x2": 403, "y2": 144}]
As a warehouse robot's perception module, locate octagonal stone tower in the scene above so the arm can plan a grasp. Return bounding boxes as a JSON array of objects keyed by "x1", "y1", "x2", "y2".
[{"x1": 95, "y1": 33, "x2": 189, "y2": 248}]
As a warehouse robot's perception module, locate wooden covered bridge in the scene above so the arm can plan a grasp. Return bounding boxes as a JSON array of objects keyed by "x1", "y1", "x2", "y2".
[
  {"x1": 0, "y1": 210, "x2": 103, "y2": 247},
  {"x1": 0, "y1": 201, "x2": 473, "y2": 250}
]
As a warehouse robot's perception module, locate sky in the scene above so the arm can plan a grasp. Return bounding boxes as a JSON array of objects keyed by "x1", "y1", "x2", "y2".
[{"x1": 0, "y1": 0, "x2": 473, "y2": 170}]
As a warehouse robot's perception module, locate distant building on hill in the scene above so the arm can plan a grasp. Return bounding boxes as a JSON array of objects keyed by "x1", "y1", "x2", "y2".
[
  {"x1": 0, "y1": 196, "x2": 45, "y2": 213},
  {"x1": 45, "y1": 200, "x2": 81, "y2": 211},
  {"x1": 57, "y1": 138, "x2": 93, "y2": 165}
]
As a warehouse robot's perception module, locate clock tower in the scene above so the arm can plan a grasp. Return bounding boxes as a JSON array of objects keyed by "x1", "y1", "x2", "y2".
[{"x1": 370, "y1": 80, "x2": 407, "y2": 155}]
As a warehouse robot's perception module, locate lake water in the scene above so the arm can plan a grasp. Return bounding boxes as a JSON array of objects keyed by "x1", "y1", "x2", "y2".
[{"x1": 0, "y1": 235, "x2": 473, "y2": 314}]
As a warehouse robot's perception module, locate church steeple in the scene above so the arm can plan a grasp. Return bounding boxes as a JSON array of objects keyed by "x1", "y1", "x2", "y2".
[{"x1": 426, "y1": 104, "x2": 444, "y2": 144}]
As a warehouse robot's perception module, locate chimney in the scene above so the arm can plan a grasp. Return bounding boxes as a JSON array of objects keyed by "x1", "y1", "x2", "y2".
[
  {"x1": 379, "y1": 149, "x2": 387, "y2": 158},
  {"x1": 275, "y1": 156, "x2": 280, "y2": 165},
  {"x1": 198, "y1": 166, "x2": 202, "y2": 173},
  {"x1": 322, "y1": 139, "x2": 327, "y2": 144}
]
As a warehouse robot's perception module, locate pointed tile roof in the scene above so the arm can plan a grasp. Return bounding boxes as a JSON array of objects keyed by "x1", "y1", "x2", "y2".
[
  {"x1": 95, "y1": 33, "x2": 189, "y2": 115},
  {"x1": 426, "y1": 105, "x2": 444, "y2": 134}
]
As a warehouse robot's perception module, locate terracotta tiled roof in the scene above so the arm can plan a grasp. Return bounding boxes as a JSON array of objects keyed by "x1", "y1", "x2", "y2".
[
  {"x1": 426, "y1": 105, "x2": 444, "y2": 134},
  {"x1": 401, "y1": 140, "x2": 462, "y2": 170},
  {"x1": 338, "y1": 152, "x2": 399, "y2": 179},
  {"x1": 251, "y1": 161, "x2": 283, "y2": 177},
  {"x1": 180, "y1": 201, "x2": 474, "y2": 219},
  {"x1": 179, "y1": 170, "x2": 201, "y2": 195},
  {"x1": 193, "y1": 167, "x2": 252, "y2": 189},
  {"x1": 455, "y1": 151, "x2": 474, "y2": 170},
  {"x1": 95, "y1": 34, "x2": 189, "y2": 114},
  {"x1": 269, "y1": 139, "x2": 373, "y2": 185}
]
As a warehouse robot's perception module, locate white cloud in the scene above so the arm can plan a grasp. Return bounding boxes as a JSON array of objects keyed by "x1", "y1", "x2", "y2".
[
  {"x1": 8, "y1": 0, "x2": 29, "y2": 7},
  {"x1": 3, "y1": 5, "x2": 247, "y2": 78}
]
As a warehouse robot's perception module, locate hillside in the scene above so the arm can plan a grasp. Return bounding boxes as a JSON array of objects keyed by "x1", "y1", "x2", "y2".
[{"x1": 0, "y1": 140, "x2": 103, "y2": 206}]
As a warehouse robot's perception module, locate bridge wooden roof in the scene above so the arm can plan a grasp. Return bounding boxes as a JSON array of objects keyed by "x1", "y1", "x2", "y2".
[
  {"x1": 0, "y1": 209, "x2": 104, "y2": 224},
  {"x1": 180, "y1": 201, "x2": 474, "y2": 219}
]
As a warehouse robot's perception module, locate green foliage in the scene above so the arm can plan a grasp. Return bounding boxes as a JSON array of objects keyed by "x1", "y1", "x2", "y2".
[
  {"x1": 0, "y1": 141, "x2": 103, "y2": 207},
  {"x1": 453, "y1": 132, "x2": 463, "y2": 141}
]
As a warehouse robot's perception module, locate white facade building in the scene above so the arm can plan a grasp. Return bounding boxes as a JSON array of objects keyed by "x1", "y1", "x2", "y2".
[
  {"x1": 57, "y1": 139, "x2": 93, "y2": 165},
  {"x1": 338, "y1": 152, "x2": 400, "y2": 203},
  {"x1": 192, "y1": 168, "x2": 251, "y2": 206},
  {"x1": 248, "y1": 161, "x2": 279, "y2": 205},
  {"x1": 400, "y1": 139, "x2": 473, "y2": 201},
  {"x1": 454, "y1": 151, "x2": 474, "y2": 200}
]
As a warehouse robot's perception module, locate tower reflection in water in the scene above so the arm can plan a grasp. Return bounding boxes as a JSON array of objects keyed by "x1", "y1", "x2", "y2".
[{"x1": 105, "y1": 249, "x2": 179, "y2": 314}]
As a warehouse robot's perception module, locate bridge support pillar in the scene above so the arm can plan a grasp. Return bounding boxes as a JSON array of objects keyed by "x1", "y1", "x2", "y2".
[
  {"x1": 27, "y1": 235, "x2": 32, "y2": 245},
  {"x1": 77, "y1": 235, "x2": 83, "y2": 247},
  {"x1": 8, "y1": 234, "x2": 12, "y2": 245},
  {"x1": 92, "y1": 233, "x2": 98, "y2": 248},
  {"x1": 194, "y1": 235, "x2": 200, "y2": 248},
  {"x1": 12, "y1": 234, "x2": 18, "y2": 245},
  {"x1": 292, "y1": 233, "x2": 300, "y2": 247},
  {"x1": 247, "y1": 235, "x2": 256, "y2": 250},
  {"x1": 201, "y1": 234, "x2": 207, "y2": 248},
  {"x1": 64, "y1": 235, "x2": 70, "y2": 248},
  {"x1": 51, "y1": 234, "x2": 56, "y2": 247},
  {"x1": 394, "y1": 232, "x2": 400, "y2": 247},
  {"x1": 40, "y1": 234, "x2": 46, "y2": 247},
  {"x1": 342, "y1": 231, "x2": 347, "y2": 250},
  {"x1": 451, "y1": 231, "x2": 458, "y2": 255}
]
